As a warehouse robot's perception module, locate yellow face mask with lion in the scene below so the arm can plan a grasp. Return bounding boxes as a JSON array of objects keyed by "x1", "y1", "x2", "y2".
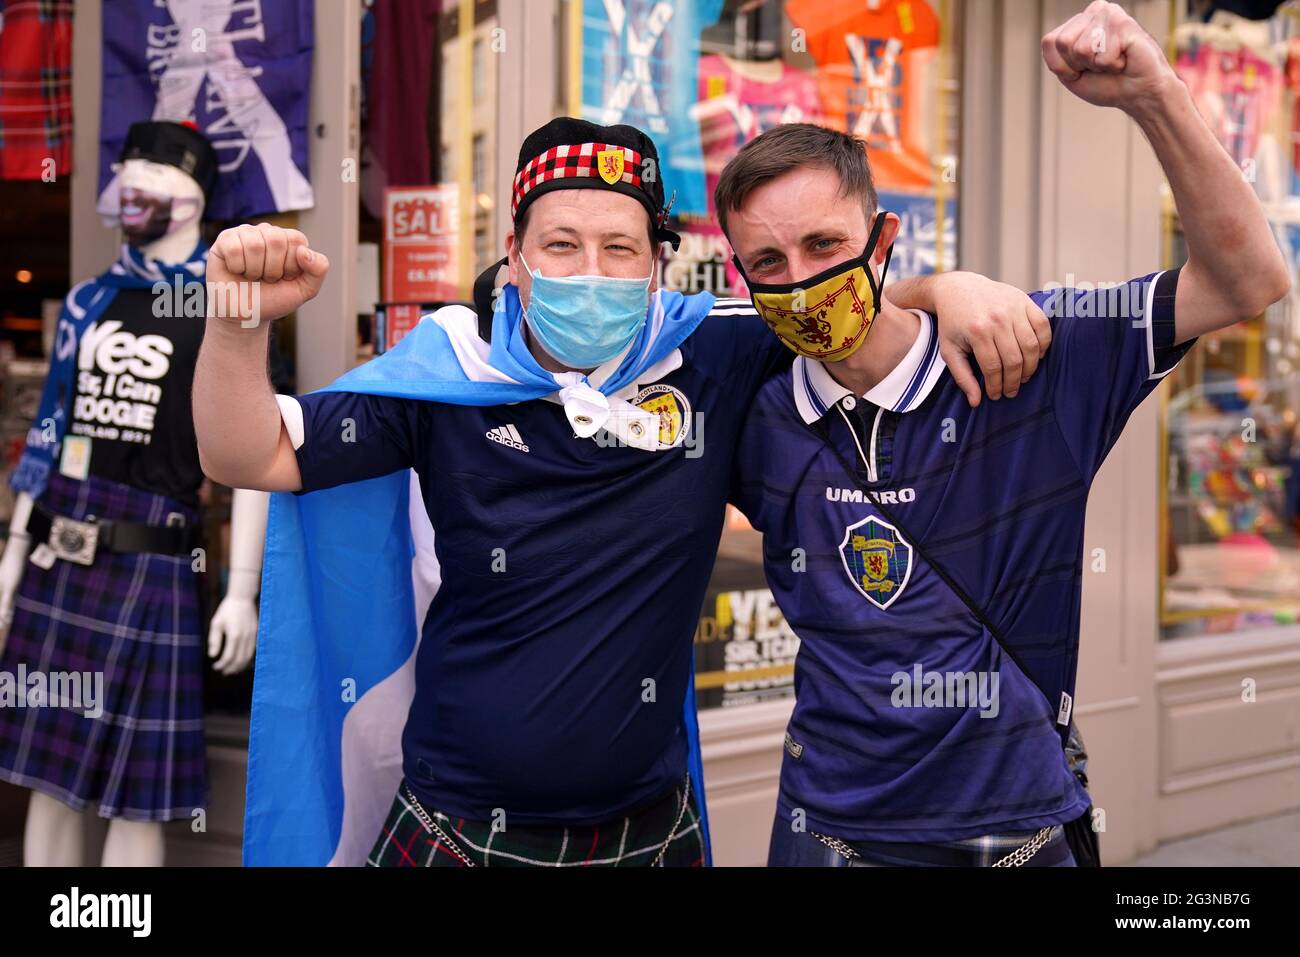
[{"x1": 735, "y1": 211, "x2": 894, "y2": 362}]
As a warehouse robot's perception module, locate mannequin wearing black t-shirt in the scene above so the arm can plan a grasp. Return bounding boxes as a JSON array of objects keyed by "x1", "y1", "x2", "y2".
[{"x1": 0, "y1": 153, "x2": 269, "y2": 867}]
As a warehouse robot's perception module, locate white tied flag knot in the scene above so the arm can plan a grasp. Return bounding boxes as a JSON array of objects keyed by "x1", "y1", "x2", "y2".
[
  {"x1": 432, "y1": 305, "x2": 674, "y2": 453},
  {"x1": 555, "y1": 373, "x2": 663, "y2": 451}
]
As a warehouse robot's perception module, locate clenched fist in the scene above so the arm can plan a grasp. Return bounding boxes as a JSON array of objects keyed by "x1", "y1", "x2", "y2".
[
  {"x1": 207, "y1": 223, "x2": 330, "y2": 326},
  {"x1": 1042, "y1": 1, "x2": 1177, "y2": 112}
]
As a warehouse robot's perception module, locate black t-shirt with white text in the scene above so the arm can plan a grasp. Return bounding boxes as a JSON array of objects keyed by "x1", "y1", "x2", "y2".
[{"x1": 67, "y1": 288, "x2": 206, "y2": 506}]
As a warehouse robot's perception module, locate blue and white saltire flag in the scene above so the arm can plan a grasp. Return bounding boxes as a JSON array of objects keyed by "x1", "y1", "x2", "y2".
[
  {"x1": 244, "y1": 285, "x2": 717, "y2": 866},
  {"x1": 97, "y1": 0, "x2": 315, "y2": 221}
]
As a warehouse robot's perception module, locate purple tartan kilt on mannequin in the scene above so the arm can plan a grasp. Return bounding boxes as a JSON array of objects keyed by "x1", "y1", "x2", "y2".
[{"x1": 0, "y1": 473, "x2": 208, "y2": 821}]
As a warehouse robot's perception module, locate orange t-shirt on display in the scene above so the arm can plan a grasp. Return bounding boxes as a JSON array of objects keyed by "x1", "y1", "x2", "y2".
[{"x1": 786, "y1": 0, "x2": 940, "y2": 190}]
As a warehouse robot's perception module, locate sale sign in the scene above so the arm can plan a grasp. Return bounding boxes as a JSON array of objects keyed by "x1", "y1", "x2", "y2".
[
  {"x1": 383, "y1": 185, "x2": 459, "y2": 302},
  {"x1": 378, "y1": 303, "x2": 423, "y2": 353}
]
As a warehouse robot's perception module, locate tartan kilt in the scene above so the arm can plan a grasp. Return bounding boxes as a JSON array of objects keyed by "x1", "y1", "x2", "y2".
[
  {"x1": 0, "y1": 472, "x2": 208, "y2": 821},
  {"x1": 368, "y1": 776, "x2": 706, "y2": 867}
]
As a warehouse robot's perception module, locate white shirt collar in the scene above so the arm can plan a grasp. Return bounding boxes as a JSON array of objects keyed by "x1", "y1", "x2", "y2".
[{"x1": 792, "y1": 309, "x2": 946, "y2": 424}]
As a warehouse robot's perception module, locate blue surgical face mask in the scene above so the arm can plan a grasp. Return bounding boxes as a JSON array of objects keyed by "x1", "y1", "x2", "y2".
[{"x1": 519, "y1": 250, "x2": 654, "y2": 370}]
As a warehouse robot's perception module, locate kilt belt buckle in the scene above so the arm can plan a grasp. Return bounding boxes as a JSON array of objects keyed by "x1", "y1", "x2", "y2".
[{"x1": 48, "y1": 515, "x2": 99, "y2": 566}]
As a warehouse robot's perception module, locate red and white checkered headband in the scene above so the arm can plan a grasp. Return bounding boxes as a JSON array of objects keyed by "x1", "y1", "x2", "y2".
[{"x1": 510, "y1": 142, "x2": 645, "y2": 219}]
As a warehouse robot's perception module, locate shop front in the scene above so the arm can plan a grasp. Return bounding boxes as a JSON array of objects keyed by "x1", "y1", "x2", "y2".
[{"x1": 2, "y1": 0, "x2": 1296, "y2": 866}]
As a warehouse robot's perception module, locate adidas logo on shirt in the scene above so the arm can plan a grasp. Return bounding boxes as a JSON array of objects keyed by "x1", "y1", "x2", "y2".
[{"x1": 486, "y1": 424, "x2": 529, "y2": 453}]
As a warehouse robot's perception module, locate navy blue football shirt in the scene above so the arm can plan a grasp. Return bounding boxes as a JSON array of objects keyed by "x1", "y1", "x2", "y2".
[
  {"x1": 278, "y1": 297, "x2": 787, "y2": 826},
  {"x1": 731, "y1": 270, "x2": 1189, "y2": 842}
]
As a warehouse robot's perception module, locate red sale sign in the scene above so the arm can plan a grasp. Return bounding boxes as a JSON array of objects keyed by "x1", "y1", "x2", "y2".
[
  {"x1": 382, "y1": 303, "x2": 423, "y2": 352},
  {"x1": 384, "y1": 186, "x2": 459, "y2": 302}
]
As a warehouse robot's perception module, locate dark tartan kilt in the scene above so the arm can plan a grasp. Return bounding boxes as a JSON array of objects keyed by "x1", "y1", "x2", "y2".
[
  {"x1": 368, "y1": 776, "x2": 706, "y2": 867},
  {"x1": 0, "y1": 472, "x2": 208, "y2": 821}
]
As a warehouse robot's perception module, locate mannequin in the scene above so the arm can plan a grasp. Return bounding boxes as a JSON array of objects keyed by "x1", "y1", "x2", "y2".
[{"x1": 0, "y1": 122, "x2": 268, "y2": 866}]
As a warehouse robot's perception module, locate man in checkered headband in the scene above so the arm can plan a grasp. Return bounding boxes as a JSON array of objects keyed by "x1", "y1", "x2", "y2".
[
  {"x1": 504, "y1": 117, "x2": 683, "y2": 372},
  {"x1": 197, "y1": 111, "x2": 1056, "y2": 867}
]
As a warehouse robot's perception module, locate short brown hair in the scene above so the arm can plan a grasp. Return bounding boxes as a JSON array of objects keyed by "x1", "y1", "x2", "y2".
[{"x1": 713, "y1": 124, "x2": 879, "y2": 238}]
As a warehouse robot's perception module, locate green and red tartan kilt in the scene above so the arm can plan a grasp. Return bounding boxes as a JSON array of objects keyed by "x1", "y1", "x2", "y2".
[{"x1": 367, "y1": 777, "x2": 705, "y2": 867}]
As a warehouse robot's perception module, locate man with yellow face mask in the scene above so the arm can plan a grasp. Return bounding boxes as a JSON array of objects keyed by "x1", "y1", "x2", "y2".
[
  {"x1": 193, "y1": 113, "x2": 1051, "y2": 868},
  {"x1": 741, "y1": 208, "x2": 894, "y2": 363},
  {"x1": 721, "y1": 2, "x2": 1290, "y2": 867}
]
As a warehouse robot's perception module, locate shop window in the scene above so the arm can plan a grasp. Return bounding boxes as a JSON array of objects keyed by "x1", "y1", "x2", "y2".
[
  {"x1": 364, "y1": 0, "x2": 500, "y2": 354},
  {"x1": 472, "y1": 133, "x2": 487, "y2": 198},
  {"x1": 473, "y1": 36, "x2": 486, "y2": 102},
  {"x1": 1162, "y1": 6, "x2": 1300, "y2": 639}
]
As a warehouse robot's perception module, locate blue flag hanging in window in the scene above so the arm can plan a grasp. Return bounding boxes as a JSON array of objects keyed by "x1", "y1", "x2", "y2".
[{"x1": 97, "y1": 0, "x2": 315, "y2": 221}]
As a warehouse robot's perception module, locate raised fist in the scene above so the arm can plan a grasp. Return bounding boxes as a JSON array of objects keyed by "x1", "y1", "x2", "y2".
[
  {"x1": 1042, "y1": 1, "x2": 1176, "y2": 112},
  {"x1": 207, "y1": 223, "x2": 330, "y2": 326}
]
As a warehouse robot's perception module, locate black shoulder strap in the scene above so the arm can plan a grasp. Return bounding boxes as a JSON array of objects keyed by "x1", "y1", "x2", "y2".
[
  {"x1": 471, "y1": 257, "x2": 509, "y2": 344},
  {"x1": 814, "y1": 413, "x2": 1073, "y2": 745}
]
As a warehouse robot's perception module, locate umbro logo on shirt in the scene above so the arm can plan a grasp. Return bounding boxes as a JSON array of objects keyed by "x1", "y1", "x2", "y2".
[
  {"x1": 826, "y1": 487, "x2": 916, "y2": 504},
  {"x1": 486, "y1": 424, "x2": 529, "y2": 453}
]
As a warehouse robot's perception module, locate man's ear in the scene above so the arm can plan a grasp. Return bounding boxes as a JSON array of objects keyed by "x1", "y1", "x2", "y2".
[
  {"x1": 172, "y1": 195, "x2": 203, "y2": 228},
  {"x1": 650, "y1": 242, "x2": 667, "y2": 295},
  {"x1": 873, "y1": 212, "x2": 902, "y2": 266},
  {"x1": 505, "y1": 230, "x2": 520, "y2": 287}
]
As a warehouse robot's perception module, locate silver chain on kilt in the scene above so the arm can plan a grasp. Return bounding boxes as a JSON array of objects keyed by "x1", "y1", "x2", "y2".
[
  {"x1": 653, "y1": 774, "x2": 692, "y2": 867},
  {"x1": 401, "y1": 782, "x2": 477, "y2": 866},
  {"x1": 990, "y1": 825, "x2": 1055, "y2": 867},
  {"x1": 811, "y1": 824, "x2": 1056, "y2": 867}
]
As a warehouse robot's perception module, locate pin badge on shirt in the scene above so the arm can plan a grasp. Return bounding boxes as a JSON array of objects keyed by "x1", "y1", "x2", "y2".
[{"x1": 58, "y1": 435, "x2": 92, "y2": 481}]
